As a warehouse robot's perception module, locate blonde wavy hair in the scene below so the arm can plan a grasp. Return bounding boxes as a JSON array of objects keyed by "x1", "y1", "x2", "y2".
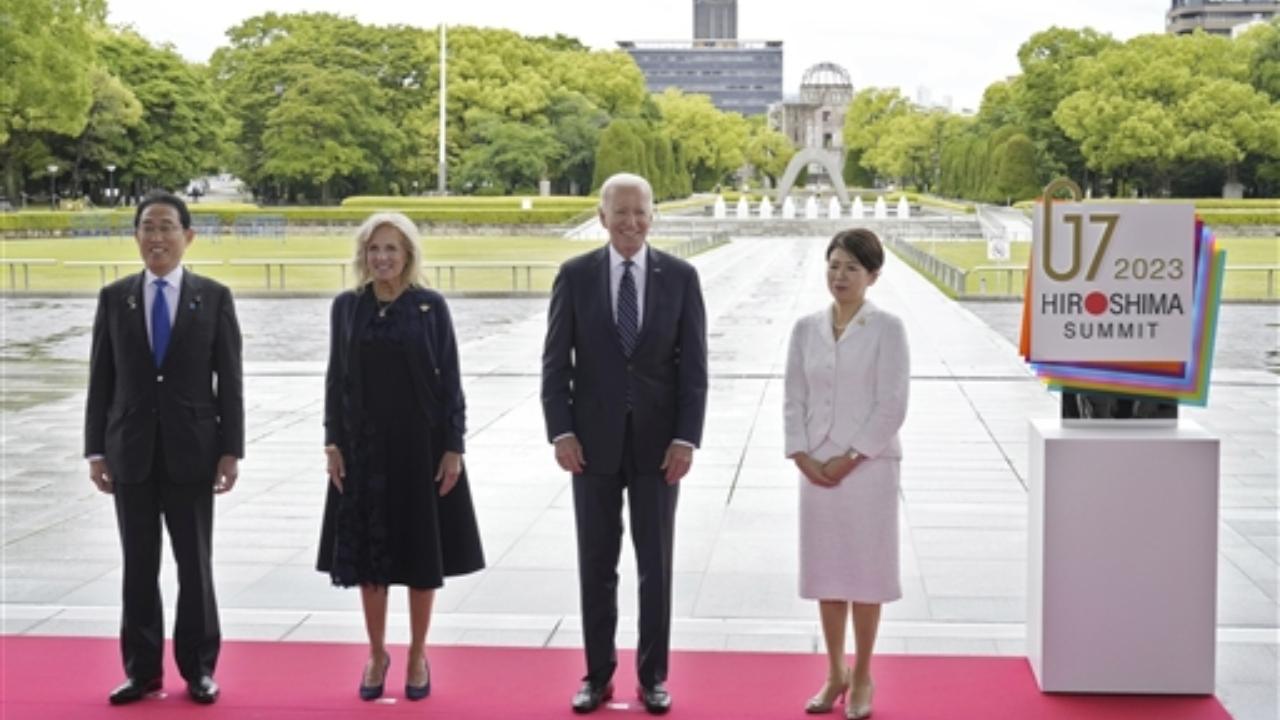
[{"x1": 351, "y1": 212, "x2": 426, "y2": 290}]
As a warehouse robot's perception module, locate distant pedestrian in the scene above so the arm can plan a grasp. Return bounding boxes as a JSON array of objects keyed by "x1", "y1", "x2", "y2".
[
  {"x1": 783, "y1": 228, "x2": 910, "y2": 720},
  {"x1": 317, "y1": 212, "x2": 484, "y2": 702}
]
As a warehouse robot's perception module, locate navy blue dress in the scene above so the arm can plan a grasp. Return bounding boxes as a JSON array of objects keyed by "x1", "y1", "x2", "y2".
[{"x1": 318, "y1": 291, "x2": 484, "y2": 589}]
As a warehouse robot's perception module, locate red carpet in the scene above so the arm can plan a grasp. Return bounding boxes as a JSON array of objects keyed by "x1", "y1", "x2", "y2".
[{"x1": 0, "y1": 635, "x2": 1231, "y2": 719}]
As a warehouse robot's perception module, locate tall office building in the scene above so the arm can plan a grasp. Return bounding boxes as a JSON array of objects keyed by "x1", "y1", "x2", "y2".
[
  {"x1": 694, "y1": 0, "x2": 737, "y2": 40},
  {"x1": 1166, "y1": 0, "x2": 1278, "y2": 35},
  {"x1": 619, "y1": 1, "x2": 782, "y2": 116}
]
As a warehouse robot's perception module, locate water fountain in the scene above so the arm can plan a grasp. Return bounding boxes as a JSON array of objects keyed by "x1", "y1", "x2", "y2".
[
  {"x1": 759, "y1": 197, "x2": 773, "y2": 219},
  {"x1": 897, "y1": 195, "x2": 910, "y2": 219},
  {"x1": 736, "y1": 196, "x2": 750, "y2": 219},
  {"x1": 828, "y1": 197, "x2": 842, "y2": 218},
  {"x1": 713, "y1": 195, "x2": 726, "y2": 219},
  {"x1": 851, "y1": 196, "x2": 864, "y2": 219},
  {"x1": 803, "y1": 196, "x2": 818, "y2": 219},
  {"x1": 873, "y1": 196, "x2": 888, "y2": 219},
  {"x1": 782, "y1": 196, "x2": 796, "y2": 219}
]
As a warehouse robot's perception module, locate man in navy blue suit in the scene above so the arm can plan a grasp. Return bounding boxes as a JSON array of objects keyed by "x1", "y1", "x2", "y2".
[{"x1": 542, "y1": 173, "x2": 708, "y2": 715}]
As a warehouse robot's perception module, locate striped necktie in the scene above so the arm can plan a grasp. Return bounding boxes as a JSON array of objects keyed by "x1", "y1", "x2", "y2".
[{"x1": 617, "y1": 260, "x2": 638, "y2": 357}]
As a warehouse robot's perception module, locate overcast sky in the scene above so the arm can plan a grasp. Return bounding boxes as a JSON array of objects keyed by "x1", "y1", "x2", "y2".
[{"x1": 106, "y1": 0, "x2": 1169, "y2": 111}]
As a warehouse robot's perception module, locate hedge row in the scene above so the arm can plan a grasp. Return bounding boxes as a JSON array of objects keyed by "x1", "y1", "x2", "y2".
[
  {"x1": 340, "y1": 195, "x2": 597, "y2": 210},
  {"x1": 0, "y1": 207, "x2": 584, "y2": 232},
  {"x1": 1196, "y1": 211, "x2": 1280, "y2": 226}
]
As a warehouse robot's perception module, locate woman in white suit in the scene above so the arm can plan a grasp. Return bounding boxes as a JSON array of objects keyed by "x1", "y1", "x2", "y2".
[{"x1": 784, "y1": 228, "x2": 910, "y2": 719}]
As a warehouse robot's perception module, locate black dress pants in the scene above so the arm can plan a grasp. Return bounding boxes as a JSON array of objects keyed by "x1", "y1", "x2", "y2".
[
  {"x1": 572, "y1": 417, "x2": 679, "y2": 689},
  {"x1": 112, "y1": 440, "x2": 219, "y2": 682}
]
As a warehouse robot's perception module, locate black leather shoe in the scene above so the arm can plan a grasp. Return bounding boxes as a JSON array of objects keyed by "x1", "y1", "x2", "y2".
[
  {"x1": 108, "y1": 677, "x2": 162, "y2": 705},
  {"x1": 638, "y1": 683, "x2": 672, "y2": 715},
  {"x1": 187, "y1": 675, "x2": 220, "y2": 704},
  {"x1": 571, "y1": 681, "x2": 613, "y2": 713}
]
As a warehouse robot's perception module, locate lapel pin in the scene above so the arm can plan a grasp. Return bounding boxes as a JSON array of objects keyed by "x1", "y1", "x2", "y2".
[
  {"x1": 419, "y1": 303, "x2": 431, "y2": 312},
  {"x1": 190, "y1": 294, "x2": 202, "y2": 310},
  {"x1": 857, "y1": 317, "x2": 867, "y2": 326},
  {"x1": 127, "y1": 296, "x2": 137, "y2": 310}
]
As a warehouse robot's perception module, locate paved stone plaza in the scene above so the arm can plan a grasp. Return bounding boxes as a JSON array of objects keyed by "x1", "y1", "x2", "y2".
[{"x1": 1, "y1": 237, "x2": 1276, "y2": 718}]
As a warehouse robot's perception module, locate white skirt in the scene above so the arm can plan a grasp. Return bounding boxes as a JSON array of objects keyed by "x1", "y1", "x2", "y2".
[{"x1": 798, "y1": 438, "x2": 902, "y2": 603}]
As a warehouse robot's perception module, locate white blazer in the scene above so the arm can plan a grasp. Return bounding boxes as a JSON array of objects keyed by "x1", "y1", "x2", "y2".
[{"x1": 783, "y1": 299, "x2": 910, "y2": 459}]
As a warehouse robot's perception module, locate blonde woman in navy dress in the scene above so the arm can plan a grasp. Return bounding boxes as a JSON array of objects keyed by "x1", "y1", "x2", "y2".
[
  {"x1": 784, "y1": 228, "x2": 909, "y2": 719},
  {"x1": 318, "y1": 213, "x2": 484, "y2": 702}
]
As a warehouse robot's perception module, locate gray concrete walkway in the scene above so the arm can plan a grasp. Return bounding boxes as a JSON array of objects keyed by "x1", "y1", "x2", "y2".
[{"x1": 2, "y1": 236, "x2": 1276, "y2": 718}]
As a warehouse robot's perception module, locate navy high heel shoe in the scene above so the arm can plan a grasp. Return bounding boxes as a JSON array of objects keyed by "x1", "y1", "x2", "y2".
[
  {"x1": 405, "y1": 657, "x2": 431, "y2": 700},
  {"x1": 359, "y1": 652, "x2": 390, "y2": 701}
]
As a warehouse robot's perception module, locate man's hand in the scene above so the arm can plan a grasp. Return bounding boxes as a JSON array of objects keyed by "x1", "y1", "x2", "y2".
[
  {"x1": 554, "y1": 435, "x2": 586, "y2": 474},
  {"x1": 661, "y1": 443, "x2": 694, "y2": 485},
  {"x1": 821, "y1": 454, "x2": 861, "y2": 484},
  {"x1": 89, "y1": 458, "x2": 112, "y2": 494},
  {"x1": 214, "y1": 455, "x2": 239, "y2": 494},
  {"x1": 325, "y1": 445, "x2": 345, "y2": 493},
  {"x1": 436, "y1": 451, "x2": 463, "y2": 496},
  {"x1": 793, "y1": 453, "x2": 838, "y2": 488}
]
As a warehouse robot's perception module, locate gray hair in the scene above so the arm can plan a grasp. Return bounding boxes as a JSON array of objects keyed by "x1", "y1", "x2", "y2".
[
  {"x1": 351, "y1": 212, "x2": 426, "y2": 290},
  {"x1": 598, "y1": 173, "x2": 654, "y2": 213}
]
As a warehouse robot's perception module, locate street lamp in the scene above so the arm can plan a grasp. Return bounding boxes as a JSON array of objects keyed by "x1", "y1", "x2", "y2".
[
  {"x1": 46, "y1": 164, "x2": 58, "y2": 210},
  {"x1": 106, "y1": 164, "x2": 117, "y2": 206}
]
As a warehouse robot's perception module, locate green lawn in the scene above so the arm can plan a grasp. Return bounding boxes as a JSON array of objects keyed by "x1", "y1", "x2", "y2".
[
  {"x1": 0, "y1": 235, "x2": 686, "y2": 293},
  {"x1": 905, "y1": 238, "x2": 1279, "y2": 299}
]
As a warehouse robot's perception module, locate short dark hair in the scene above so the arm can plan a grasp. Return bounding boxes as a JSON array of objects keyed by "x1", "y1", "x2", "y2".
[
  {"x1": 134, "y1": 192, "x2": 191, "y2": 229},
  {"x1": 826, "y1": 228, "x2": 884, "y2": 272}
]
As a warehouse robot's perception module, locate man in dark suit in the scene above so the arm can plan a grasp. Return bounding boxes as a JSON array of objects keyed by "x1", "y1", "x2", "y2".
[
  {"x1": 84, "y1": 192, "x2": 244, "y2": 705},
  {"x1": 542, "y1": 173, "x2": 708, "y2": 715}
]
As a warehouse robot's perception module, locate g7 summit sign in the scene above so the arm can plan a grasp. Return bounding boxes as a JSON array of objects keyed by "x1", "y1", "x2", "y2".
[{"x1": 1029, "y1": 190, "x2": 1195, "y2": 364}]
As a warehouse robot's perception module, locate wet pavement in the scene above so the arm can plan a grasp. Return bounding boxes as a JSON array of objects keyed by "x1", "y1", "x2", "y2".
[{"x1": 1, "y1": 237, "x2": 1276, "y2": 718}]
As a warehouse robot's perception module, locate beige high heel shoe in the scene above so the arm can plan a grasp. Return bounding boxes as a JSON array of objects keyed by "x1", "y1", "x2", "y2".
[
  {"x1": 804, "y1": 667, "x2": 851, "y2": 713},
  {"x1": 846, "y1": 679, "x2": 874, "y2": 720}
]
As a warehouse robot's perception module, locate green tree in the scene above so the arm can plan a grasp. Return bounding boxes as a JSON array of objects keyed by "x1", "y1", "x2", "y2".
[
  {"x1": 1244, "y1": 19, "x2": 1280, "y2": 100},
  {"x1": 98, "y1": 31, "x2": 225, "y2": 193},
  {"x1": 993, "y1": 132, "x2": 1040, "y2": 202},
  {"x1": 743, "y1": 117, "x2": 794, "y2": 187},
  {"x1": 1055, "y1": 32, "x2": 1279, "y2": 195},
  {"x1": 0, "y1": 0, "x2": 104, "y2": 201},
  {"x1": 653, "y1": 88, "x2": 747, "y2": 191},
  {"x1": 261, "y1": 66, "x2": 401, "y2": 203},
  {"x1": 453, "y1": 111, "x2": 564, "y2": 194}
]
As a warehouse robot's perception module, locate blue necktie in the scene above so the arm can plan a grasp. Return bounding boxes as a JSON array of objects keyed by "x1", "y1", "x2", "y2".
[
  {"x1": 152, "y1": 278, "x2": 171, "y2": 367},
  {"x1": 617, "y1": 260, "x2": 638, "y2": 357}
]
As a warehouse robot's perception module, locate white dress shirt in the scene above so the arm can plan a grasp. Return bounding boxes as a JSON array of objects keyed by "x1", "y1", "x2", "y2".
[
  {"x1": 143, "y1": 265, "x2": 183, "y2": 350},
  {"x1": 608, "y1": 242, "x2": 646, "y2": 330},
  {"x1": 783, "y1": 299, "x2": 910, "y2": 460}
]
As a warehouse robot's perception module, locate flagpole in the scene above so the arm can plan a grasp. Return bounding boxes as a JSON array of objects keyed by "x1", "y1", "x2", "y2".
[{"x1": 437, "y1": 23, "x2": 448, "y2": 194}]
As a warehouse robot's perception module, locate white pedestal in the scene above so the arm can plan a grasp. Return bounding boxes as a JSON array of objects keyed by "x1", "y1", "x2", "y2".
[{"x1": 1027, "y1": 418, "x2": 1219, "y2": 694}]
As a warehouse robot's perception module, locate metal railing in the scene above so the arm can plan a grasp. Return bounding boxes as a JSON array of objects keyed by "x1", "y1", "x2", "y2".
[
  {"x1": 1225, "y1": 265, "x2": 1280, "y2": 299},
  {"x1": 1, "y1": 258, "x2": 57, "y2": 290},
  {"x1": 64, "y1": 260, "x2": 226, "y2": 286},
  {"x1": 885, "y1": 236, "x2": 968, "y2": 295}
]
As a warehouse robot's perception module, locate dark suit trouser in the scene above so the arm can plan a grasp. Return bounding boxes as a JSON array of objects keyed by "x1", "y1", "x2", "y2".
[
  {"x1": 573, "y1": 418, "x2": 679, "y2": 689},
  {"x1": 113, "y1": 439, "x2": 219, "y2": 682}
]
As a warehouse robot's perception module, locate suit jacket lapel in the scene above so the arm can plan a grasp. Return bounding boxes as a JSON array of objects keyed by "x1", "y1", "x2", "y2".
[
  {"x1": 161, "y1": 271, "x2": 196, "y2": 368},
  {"x1": 634, "y1": 246, "x2": 661, "y2": 352},
  {"x1": 126, "y1": 273, "x2": 151, "y2": 363},
  {"x1": 594, "y1": 247, "x2": 624, "y2": 354}
]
